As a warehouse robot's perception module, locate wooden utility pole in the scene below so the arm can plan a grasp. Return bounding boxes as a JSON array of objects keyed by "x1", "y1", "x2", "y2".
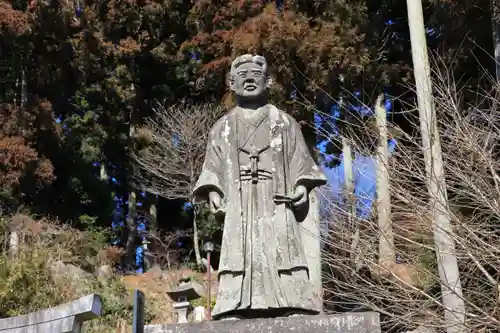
[
  {"x1": 406, "y1": 1, "x2": 466, "y2": 332},
  {"x1": 375, "y1": 94, "x2": 395, "y2": 271}
]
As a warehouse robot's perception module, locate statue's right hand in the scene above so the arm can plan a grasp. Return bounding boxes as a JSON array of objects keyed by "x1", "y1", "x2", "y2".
[{"x1": 208, "y1": 191, "x2": 222, "y2": 214}]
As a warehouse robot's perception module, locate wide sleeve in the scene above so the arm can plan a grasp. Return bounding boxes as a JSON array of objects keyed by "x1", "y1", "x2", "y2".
[
  {"x1": 288, "y1": 118, "x2": 327, "y2": 191},
  {"x1": 192, "y1": 126, "x2": 225, "y2": 204}
]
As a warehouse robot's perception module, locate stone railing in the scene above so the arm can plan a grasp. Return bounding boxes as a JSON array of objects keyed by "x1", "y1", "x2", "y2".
[{"x1": 0, "y1": 294, "x2": 101, "y2": 333}]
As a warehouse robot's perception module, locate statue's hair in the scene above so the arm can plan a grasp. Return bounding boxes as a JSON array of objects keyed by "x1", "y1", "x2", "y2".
[{"x1": 229, "y1": 54, "x2": 268, "y2": 79}]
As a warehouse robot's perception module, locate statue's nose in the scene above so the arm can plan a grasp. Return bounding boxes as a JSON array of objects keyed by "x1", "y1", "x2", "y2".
[{"x1": 244, "y1": 78, "x2": 256, "y2": 85}]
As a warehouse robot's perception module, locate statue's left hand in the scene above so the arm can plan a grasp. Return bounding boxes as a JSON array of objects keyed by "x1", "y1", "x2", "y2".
[{"x1": 290, "y1": 185, "x2": 308, "y2": 207}]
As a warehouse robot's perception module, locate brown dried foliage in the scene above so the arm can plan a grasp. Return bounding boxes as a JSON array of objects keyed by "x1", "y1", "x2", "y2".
[
  {"x1": 0, "y1": 102, "x2": 56, "y2": 197},
  {"x1": 0, "y1": 1, "x2": 30, "y2": 36},
  {"x1": 180, "y1": 1, "x2": 376, "y2": 109}
]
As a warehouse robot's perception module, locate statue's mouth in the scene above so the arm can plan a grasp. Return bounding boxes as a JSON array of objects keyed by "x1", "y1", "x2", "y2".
[{"x1": 244, "y1": 85, "x2": 257, "y2": 91}]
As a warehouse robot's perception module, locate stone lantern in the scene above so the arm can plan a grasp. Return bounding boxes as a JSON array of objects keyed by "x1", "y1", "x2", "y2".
[{"x1": 167, "y1": 278, "x2": 203, "y2": 324}]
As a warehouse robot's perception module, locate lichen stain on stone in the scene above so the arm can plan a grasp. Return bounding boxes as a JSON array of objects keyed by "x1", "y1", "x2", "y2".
[
  {"x1": 222, "y1": 119, "x2": 231, "y2": 142},
  {"x1": 282, "y1": 114, "x2": 290, "y2": 126},
  {"x1": 270, "y1": 136, "x2": 282, "y2": 149},
  {"x1": 340, "y1": 314, "x2": 365, "y2": 329},
  {"x1": 270, "y1": 119, "x2": 277, "y2": 129}
]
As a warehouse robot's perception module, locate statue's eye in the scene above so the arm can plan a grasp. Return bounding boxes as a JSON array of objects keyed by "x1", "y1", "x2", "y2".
[{"x1": 252, "y1": 71, "x2": 262, "y2": 76}]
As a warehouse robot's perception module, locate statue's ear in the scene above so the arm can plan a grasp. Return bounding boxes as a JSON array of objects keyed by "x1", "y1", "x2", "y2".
[
  {"x1": 228, "y1": 73, "x2": 236, "y2": 91},
  {"x1": 266, "y1": 75, "x2": 274, "y2": 89}
]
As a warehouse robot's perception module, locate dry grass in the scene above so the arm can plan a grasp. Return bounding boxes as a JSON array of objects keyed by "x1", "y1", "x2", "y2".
[{"x1": 0, "y1": 215, "x2": 198, "y2": 332}]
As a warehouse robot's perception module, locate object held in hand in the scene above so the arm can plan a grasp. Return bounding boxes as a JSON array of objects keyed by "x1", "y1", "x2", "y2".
[
  {"x1": 273, "y1": 194, "x2": 295, "y2": 204},
  {"x1": 214, "y1": 207, "x2": 226, "y2": 220}
]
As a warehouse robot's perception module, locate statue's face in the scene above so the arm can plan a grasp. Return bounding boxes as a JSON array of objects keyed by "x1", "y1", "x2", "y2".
[{"x1": 232, "y1": 62, "x2": 267, "y2": 98}]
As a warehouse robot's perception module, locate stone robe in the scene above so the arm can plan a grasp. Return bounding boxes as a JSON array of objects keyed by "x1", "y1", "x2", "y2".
[{"x1": 193, "y1": 104, "x2": 327, "y2": 319}]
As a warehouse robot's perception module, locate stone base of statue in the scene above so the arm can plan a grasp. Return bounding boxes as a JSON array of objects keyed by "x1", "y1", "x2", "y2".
[{"x1": 144, "y1": 312, "x2": 381, "y2": 333}]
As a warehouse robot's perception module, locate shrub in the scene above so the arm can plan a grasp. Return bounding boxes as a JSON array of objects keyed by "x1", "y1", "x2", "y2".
[{"x1": 0, "y1": 215, "x2": 146, "y2": 333}]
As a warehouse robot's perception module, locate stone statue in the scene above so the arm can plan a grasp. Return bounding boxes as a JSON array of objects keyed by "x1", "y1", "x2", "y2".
[{"x1": 192, "y1": 54, "x2": 327, "y2": 320}]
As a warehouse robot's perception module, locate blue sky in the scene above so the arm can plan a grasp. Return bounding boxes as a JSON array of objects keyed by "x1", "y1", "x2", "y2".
[
  {"x1": 320, "y1": 139, "x2": 397, "y2": 220},
  {"x1": 317, "y1": 95, "x2": 395, "y2": 219}
]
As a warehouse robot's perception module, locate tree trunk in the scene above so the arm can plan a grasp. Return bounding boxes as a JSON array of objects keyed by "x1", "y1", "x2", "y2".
[
  {"x1": 406, "y1": 1, "x2": 466, "y2": 332},
  {"x1": 148, "y1": 200, "x2": 157, "y2": 236},
  {"x1": 342, "y1": 138, "x2": 359, "y2": 267},
  {"x1": 125, "y1": 189, "x2": 137, "y2": 271},
  {"x1": 342, "y1": 138, "x2": 355, "y2": 221},
  {"x1": 193, "y1": 204, "x2": 203, "y2": 270},
  {"x1": 125, "y1": 84, "x2": 139, "y2": 272},
  {"x1": 375, "y1": 94, "x2": 395, "y2": 271},
  {"x1": 8, "y1": 69, "x2": 26, "y2": 258},
  {"x1": 99, "y1": 163, "x2": 108, "y2": 181},
  {"x1": 146, "y1": 199, "x2": 157, "y2": 270},
  {"x1": 492, "y1": 0, "x2": 500, "y2": 81}
]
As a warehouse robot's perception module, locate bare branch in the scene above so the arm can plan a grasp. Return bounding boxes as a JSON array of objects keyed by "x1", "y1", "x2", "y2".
[
  {"x1": 319, "y1": 61, "x2": 500, "y2": 332},
  {"x1": 132, "y1": 102, "x2": 225, "y2": 200}
]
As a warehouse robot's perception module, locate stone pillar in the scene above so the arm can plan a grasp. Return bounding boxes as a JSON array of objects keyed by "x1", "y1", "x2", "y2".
[
  {"x1": 193, "y1": 306, "x2": 205, "y2": 322},
  {"x1": 8, "y1": 229, "x2": 19, "y2": 257},
  {"x1": 173, "y1": 298, "x2": 191, "y2": 324}
]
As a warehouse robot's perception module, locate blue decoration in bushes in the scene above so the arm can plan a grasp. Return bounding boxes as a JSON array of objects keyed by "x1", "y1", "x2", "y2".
[{"x1": 75, "y1": 7, "x2": 83, "y2": 18}]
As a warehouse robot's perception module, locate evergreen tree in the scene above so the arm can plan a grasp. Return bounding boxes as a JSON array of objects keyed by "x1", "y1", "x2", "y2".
[{"x1": 1, "y1": 0, "x2": 498, "y2": 269}]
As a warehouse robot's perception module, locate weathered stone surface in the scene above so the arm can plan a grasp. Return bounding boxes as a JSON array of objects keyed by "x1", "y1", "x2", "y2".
[
  {"x1": 145, "y1": 312, "x2": 381, "y2": 333},
  {"x1": 0, "y1": 293, "x2": 101, "y2": 333},
  {"x1": 299, "y1": 187, "x2": 323, "y2": 308},
  {"x1": 192, "y1": 54, "x2": 327, "y2": 319}
]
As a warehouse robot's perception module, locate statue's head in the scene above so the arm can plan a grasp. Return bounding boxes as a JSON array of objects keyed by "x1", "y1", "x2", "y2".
[{"x1": 229, "y1": 54, "x2": 272, "y2": 101}]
